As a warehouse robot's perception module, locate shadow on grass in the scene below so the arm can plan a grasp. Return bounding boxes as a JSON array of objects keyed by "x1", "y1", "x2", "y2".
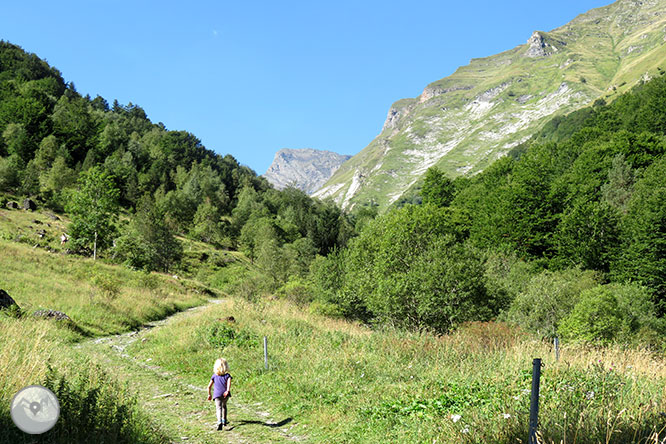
[{"x1": 230, "y1": 417, "x2": 293, "y2": 430}]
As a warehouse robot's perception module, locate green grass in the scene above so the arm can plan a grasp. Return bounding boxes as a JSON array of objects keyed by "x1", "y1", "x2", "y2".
[
  {"x1": 127, "y1": 298, "x2": 666, "y2": 444},
  {"x1": 0, "y1": 240, "x2": 207, "y2": 336},
  {"x1": 0, "y1": 207, "x2": 212, "y2": 442},
  {"x1": 0, "y1": 316, "x2": 172, "y2": 444},
  {"x1": 0, "y1": 205, "x2": 69, "y2": 251}
]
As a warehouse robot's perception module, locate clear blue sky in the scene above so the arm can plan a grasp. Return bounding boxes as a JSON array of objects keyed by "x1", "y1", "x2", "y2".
[{"x1": 1, "y1": 0, "x2": 611, "y2": 174}]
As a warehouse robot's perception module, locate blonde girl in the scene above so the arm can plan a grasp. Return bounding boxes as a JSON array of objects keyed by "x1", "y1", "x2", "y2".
[{"x1": 207, "y1": 358, "x2": 232, "y2": 430}]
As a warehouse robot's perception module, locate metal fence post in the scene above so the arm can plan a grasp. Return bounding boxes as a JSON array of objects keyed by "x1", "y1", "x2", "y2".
[
  {"x1": 554, "y1": 337, "x2": 560, "y2": 362},
  {"x1": 528, "y1": 358, "x2": 542, "y2": 444},
  {"x1": 263, "y1": 336, "x2": 268, "y2": 370}
]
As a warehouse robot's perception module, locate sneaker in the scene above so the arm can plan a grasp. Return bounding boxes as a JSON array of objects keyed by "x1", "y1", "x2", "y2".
[{"x1": 217, "y1": 423, "x2": 223, "y2": 431}]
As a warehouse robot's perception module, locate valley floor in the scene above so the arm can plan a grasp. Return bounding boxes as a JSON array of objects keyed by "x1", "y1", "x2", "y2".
[{"x1": 76, "y1": 299, "x2": 308, "y2": 444}]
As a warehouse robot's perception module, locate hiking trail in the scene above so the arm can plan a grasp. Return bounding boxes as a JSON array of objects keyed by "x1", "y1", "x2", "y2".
[{"x1": 77, "y1": 300, "x2": 308, "y2": 444}]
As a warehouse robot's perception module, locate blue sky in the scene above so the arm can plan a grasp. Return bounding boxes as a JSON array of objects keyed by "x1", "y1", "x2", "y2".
[{"x1": 1, "y1": 0, "x2": 611, "y2": 174}]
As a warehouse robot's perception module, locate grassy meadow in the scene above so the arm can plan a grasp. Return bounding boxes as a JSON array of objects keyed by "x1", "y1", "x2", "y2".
[
  {"x1": 127, "y1": 297, "x2": 666, "y2": 444},
  {"x1": 0, "y1": 207, "x2": 210, "y2": 443},
  {"x1": 1, "y1": 206, "x2": 666, "y2": 443}
]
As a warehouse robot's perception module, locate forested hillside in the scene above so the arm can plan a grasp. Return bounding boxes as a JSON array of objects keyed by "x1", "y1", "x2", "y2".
[
  {"x1": 0, "y1": 41, "x2": 352, "y2": 285},
  {"x1": 312, "y1": 72, "x2": 666, "y2": 346}
]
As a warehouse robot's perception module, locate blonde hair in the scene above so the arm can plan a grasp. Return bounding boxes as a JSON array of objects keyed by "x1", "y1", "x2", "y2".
[{"x1": 213, "y1": 358, "x2": 229, "y2": 376}]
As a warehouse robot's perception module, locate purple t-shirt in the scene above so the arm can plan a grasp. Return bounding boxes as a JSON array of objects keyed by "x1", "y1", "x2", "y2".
[{"x1": 211, "y1": 373, "x2": 232, "y2": 399}]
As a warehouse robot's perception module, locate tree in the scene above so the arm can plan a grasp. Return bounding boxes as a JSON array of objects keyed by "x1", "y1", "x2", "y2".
[
  {"x1": 51, "y1": 95, "x2": 96, "y2": 162},
  {"x1": 68, "y1": 166, "x2": 119, "y2": 259},
  {"x1": 554, "y1": 199, "x2": 620, "y2": 272},
  {"x1": 613, "y1": 157, "x2": 666, "y2": 310},
  {"x1": 421, "y1": 167, "x2": 455, "y2": 207},
  {"x1": 0, "y1": 154, "x2": 22, "y2": 191},
  {"x1": 2, "y1": 123, "x2": 30, "y2": 161},
  {"x1": 601, "y1": 154, "x2": 634, "y2": 213},
  {"x1": 337, "y1": 204, "x2": 486, "y2": 332},
  {"x1": 283, "y1": 237, "x2": 317, "y2": 278},
  {"x1": 113, "y1": 196, "x2": 182, "y2": 272},
  {"x1": 191, "y1": 199, "x2": 224, "y2": 245},
  {"x1": 239, "y1": 216, "x2": 278, "y2": 264},
  {"x1": 39, "y1": 155, "x2": 77, "y2": 209}
]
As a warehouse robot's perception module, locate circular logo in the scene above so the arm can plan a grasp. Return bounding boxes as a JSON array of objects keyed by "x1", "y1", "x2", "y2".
[{"x1": 10, "y1": 385, "x2": 60, "y2": 434}]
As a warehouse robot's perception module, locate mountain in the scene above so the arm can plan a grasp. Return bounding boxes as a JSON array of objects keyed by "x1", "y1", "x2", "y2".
[
  {"x1": 263, "y1": 148, "x2": 351, "y2": 195},
  {"x1": 314, "y1": 0, "x2": 666, "y2": 210}
]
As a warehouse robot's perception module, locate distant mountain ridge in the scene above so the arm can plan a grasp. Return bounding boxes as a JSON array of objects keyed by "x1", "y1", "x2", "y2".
[
  {"x1": 263, "y1": 148, "x2": 351, "y2": 195},
  {"x1": 315, "y1": 0, "x2": 666, "y2": 210}
]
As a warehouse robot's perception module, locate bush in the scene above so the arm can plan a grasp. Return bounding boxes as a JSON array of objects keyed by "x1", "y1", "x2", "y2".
[
  {"x1": 0, "y1": 154, "x2": 22, "y2": 191},
  {"x1": 209, "y1": 263, "x2": 268, "y2": 301},
  {"x1": 90, "y1": 271, "x2": 121, "y2": 301},
  {"x1": 1, "y1": 364, "x2": 166, "y2": 444},
  {"x1": 309, "y1": 250, "x2": 355, "y2": 316},
  {"x1": 201, "y1": 323, "x2": 258, "y2": 350},
  {"x1": 323, "y1": 204, "x2": 489, "y2": 332},
  {"x1": 277, "y1": 277, "x2": 314, "y2": 306},
  {"x1": 502, "y1": 268, "x2": 600, "y2": 338},
  {"x1": 113, "y1": 216, "x2": 182, "y2": 273},
  {"x1": 558, "y1": 283, "x2": 663, "y2": 345},
  {"x1": 483, "y1": 250, "x2": 536, "y2": 311},
  {"x1": 364, "y1": 237, "x2": 490, "y2": 332}
]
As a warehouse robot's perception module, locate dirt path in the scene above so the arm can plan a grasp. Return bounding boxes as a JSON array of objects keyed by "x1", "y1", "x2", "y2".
[{"x1": 77, "y1": 301, "x2": 308, "y2": 444}]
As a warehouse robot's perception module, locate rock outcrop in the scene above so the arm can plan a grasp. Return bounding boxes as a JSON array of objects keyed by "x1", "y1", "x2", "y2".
[
  {"x1": 0, "y1": 289, "x2": 19, "y2": 311},
  {"x1": 22, "y1": 198, "x2": 36, "y2": 211},
  {"x1": 33, "y1": 309, "x2": 71, "y2": 322}
]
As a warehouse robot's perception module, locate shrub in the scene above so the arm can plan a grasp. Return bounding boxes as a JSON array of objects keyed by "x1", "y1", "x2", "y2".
[
  {"x1": 332, "y1": 204, "x2": 487, "y2": 332},
  {"x1": 277, "y1": 277, "x2": 314, "y2": 306},
  {"x1": 1, "y1": 364, "x2": 166, "y2": 444},
  {"x1": 201, "y1": 323, "x2": 258, "y2": 350},
  {"x1": 309, "y1": 250, "x2": 357, "y2": 317},
  {"x1": 483, "y1": 250, "x2": 536, "y2": 311},
  {"x1": 112, "y1": 197, "x2": 182, "y2": 272},
  {"x1": 90, "y1": 271, "x2": 121, "y2": 301},
  {"x1": 0, "y1": 154, "x2": 22, "y2": 191},
  {"x1": 558, "y1": 283, "x2": 663, "y2": 345},
  {"x1": 502, "y1": 268, "x2": 600, "y2": 338}
]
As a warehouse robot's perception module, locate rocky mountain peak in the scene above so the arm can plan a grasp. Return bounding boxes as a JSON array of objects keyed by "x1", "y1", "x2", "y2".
[
  {"x1": 526, "y1": 31, "x2": 549, "y2": 57},
  {"x1": 263, "y1": 148, "x2": 351, "y2": 195},
  {"x1": 525, "y1": 31, "x2": 566, "y2": 57}
]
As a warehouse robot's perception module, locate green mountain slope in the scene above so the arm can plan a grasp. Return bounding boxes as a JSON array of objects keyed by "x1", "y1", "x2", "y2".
[{"x1": 315, "y1": 0, "x2": 666, "y2": 210}]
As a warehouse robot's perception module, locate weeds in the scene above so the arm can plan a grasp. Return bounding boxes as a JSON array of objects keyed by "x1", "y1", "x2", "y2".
[{"x1": 0, "y1": 363, "x2": 169, "y2": 444}]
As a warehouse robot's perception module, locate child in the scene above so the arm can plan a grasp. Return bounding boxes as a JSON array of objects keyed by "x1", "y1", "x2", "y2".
[{"x1": 207, "y1": 357, "x2": 232, "y2": 430}]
